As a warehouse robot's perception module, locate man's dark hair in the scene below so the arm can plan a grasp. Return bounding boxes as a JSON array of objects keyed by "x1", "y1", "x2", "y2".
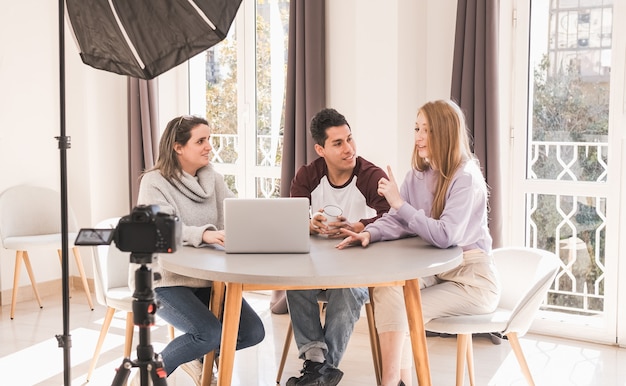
[{"x1": 309, "y1": 108, "x2": 351, "y2": 146}]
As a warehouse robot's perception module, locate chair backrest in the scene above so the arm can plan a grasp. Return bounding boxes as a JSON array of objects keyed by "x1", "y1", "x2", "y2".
[
  {"x1": 92, "y1": 217, "x2": 131, "y2": 306},
  {"x1": 0, "y1": 185, "x2": 78, "y2": 242},
  {"x1": 493, "y1": 247, "x2": 560, "y2": 336}
]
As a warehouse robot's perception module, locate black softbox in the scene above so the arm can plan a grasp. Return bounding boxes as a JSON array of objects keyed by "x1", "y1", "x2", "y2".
[{"x1": 65, "y1": 0, "x2": 243, "y2": 79}]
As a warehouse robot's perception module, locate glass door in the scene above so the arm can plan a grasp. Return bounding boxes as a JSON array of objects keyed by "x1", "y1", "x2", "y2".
[{"x1": 511, "y1": 0, "x2": 626, "y2": 344}]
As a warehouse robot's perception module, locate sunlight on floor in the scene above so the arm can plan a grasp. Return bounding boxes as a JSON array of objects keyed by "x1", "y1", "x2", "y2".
[{"x1": 1, "y1": 291, "x2": 626, "y2": 385}]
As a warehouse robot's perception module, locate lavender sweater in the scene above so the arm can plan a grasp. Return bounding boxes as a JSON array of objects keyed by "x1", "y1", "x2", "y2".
[
  {"x1": 365, "y1": 159, "x2": 492, "y2": 254},
  {"x1": 134, "y1": 164, "x2": 235, "y2": 288}
]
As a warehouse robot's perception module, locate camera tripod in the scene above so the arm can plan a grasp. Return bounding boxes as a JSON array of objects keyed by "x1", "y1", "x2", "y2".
[{"x1": 111, "y1": 253, "x2": 167, "y2": 386}]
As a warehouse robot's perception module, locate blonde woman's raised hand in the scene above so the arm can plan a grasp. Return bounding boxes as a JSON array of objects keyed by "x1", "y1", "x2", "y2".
[{"x1": 377, "y1": 165, "x2": 404, "y2": 209}]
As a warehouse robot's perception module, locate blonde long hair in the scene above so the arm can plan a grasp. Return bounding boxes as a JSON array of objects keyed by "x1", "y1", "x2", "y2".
[{"x1": 411, "y1": 100, "x2": 475, "y2": 219}]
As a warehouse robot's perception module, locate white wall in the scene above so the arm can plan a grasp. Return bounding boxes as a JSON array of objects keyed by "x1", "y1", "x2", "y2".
[
  {"x1": 0, "y1": 1, "x2": 457, "y2": 293},
  {"x1": 0, "y1": 1, "x2": 130, "y2": 290},
  {"x1": 327, "y1": 0, "x2": 456, "y2": 181}
]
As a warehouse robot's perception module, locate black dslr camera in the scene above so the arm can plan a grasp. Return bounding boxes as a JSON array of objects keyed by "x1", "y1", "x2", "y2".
[
  {"x1": 75, "y1": 204, "x2": 181, "y2": 255},
  {"x1": 115, "y1": 205, "x2": 181, "y2": 254}
]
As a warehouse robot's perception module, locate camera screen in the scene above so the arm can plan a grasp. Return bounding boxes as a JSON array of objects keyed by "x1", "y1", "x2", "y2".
[{"x1": 75, "y1": 228, "x2": 115, "y2": 246}]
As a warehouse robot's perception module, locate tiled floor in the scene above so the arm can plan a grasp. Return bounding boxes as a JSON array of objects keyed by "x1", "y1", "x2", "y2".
[{"x1": 1, "y1": 289, "x2": 625, "y2": 385}]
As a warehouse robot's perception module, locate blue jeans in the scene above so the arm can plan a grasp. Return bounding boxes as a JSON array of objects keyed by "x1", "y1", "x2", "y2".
[
  {"x1": 286, "y1": 288, "x2": 368, "y2": 367},
  {"x1": 154, "y1": 286, "x2": 265, "y2": 375}
]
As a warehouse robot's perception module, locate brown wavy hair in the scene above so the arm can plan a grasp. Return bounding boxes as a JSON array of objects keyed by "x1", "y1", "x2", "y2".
[{"x1": 146, "y1": 115, "x2": 209, "y2": 183}]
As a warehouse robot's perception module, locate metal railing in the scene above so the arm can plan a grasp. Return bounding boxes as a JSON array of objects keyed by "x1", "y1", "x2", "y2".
[
  {"x1": 210, "y1": 133, "x2": 282, "y2": 198},
  {"x1": 527, "y1": 139, "x2": 609, "y2": 315}
]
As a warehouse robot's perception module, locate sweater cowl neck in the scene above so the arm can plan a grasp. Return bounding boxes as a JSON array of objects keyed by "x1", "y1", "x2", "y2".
[{"x1": 172, "y1": 166, "x2": 215, "y2": 203}]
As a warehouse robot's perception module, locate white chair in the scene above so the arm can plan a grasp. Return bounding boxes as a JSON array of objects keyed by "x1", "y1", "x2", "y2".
[
  {"x1": 0, "y1": 185, "x2": 94, "y2": 319},
  {"x1": 424, "y1": 247, "x2": 560, "y2": 386}
]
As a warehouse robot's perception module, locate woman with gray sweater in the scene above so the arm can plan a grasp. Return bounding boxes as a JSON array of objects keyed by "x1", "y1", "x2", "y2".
[{"x1": 135, "y1": 115, "x2": 265, "y2": 384}]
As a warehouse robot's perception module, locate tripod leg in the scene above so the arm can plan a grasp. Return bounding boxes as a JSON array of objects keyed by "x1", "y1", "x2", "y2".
[
  {"x1": 111, "y1": 357, "x2": 132, "y2": 386},
  {"x1": 150, "y1": 357, "x2": 168, "y2": 386}
]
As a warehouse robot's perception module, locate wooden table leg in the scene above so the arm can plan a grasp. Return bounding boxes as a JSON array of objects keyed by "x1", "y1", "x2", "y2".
[
  {"x1": 216, "y1": 282, "x2": 243, "y2": 386},
  {"x1": 202, "y1": 281, "x2": 225, "y2": 386},
  {"x1": 404, "y1": 278, "x2": 432, "y2": 386}
]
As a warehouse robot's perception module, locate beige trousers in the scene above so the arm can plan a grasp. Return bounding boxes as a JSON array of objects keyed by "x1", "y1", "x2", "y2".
[{"x1": 373, "y1": 249, "x2": 501, "y2": 367}]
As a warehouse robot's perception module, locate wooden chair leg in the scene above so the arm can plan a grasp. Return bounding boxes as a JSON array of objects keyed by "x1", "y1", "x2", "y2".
[
  {"x1": 466, "y1": 334, "x2": 475, "y2": 386},
  {"x1": 11, "y1": 251, "x2": 43, "y2": 319},
  {"x1": 87, "y1": 306, "x2": 116, "y2": 381},
  {"x1": 456, "y1": 334, "x2": 470, "y2": 386},
  {"x1": 22, "y1": 251, "x2": 43, "y2": 309},
  {"x1": 11, "y1": 251, "x2": 24, "y2": 320},
  {"x1": 276, "y1": 321, "x2": 294, "y2": 384},
  {"x1": 168, "y1": 325, "x2": 176, "y2": 341},
  {"x1": 71, "y1": 247, "x2": 95, "y2": 310},
  {"x1": 507, "y1": 332, "x2": 536, "y2": 386},
  {"x1": 124, "y1": 312, "x2": 134, "y2": 358},
  {"x1": 366, "y1": 287, "x2": 382, "y2": 386}
]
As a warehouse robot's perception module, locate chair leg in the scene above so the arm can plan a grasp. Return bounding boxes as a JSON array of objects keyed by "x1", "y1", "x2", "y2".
[
  {"x1": 276, "y1": 321, "x2": 294, "y2": 384},
  {"x1": 57, "y1": 248, "x2": 95, "y2": 310},
  {"x1": 10, "y1": 251, "x2": 24, "y2": 320},
  {"x1": 366, "y1": 288, "x2": 382, "y2": 386},
  {"x1": 11, "y1": 251, "x2": 43, "y2": 319},
  {"x1": 124, "y1": 312, "x2": 134, "y2": 358},
  {"x1": 507, "y1": 332, "x2": 536, "y2": 386},
  {"x1": 22, "y1": 251, "x2": 44, "y2": 309},
  {"x1": 87, "y1": 306, "x2": 116, "y2": 381},
  {"x1": 71, "y1": 247, "x2": 95, "y2": 310},
  {"x1": 168, "y1": 325, "x2": 176, "y2": 341},
  {"x1": 466, "y1": 334, "x2": 475, "y2": 386},
  {"x1": 455, "y1": 334, "x2": 470, "y2": 386}
]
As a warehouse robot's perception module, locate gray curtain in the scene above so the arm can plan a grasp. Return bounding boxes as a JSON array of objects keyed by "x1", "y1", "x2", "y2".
[
  {"x1": 279, "y1": 0, "x2": 326, "y2": 197},
  {"x1": 273, "y1": 0, "x2": 326, "y2": 314},
  {"x1": 451, "y1": 0, "x2": 502, "y2": 248},
  {"x1": 128, "y1": 78, "x2": 160, "y2": 209}
]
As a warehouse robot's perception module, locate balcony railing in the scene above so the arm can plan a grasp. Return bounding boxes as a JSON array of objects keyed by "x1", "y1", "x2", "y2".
[
  {"x1": 527, "y1": 139, "x2": 609, "y2": 316},
  {"x1": 210, "y1": 133, "x2": 282, "y2": 198}
]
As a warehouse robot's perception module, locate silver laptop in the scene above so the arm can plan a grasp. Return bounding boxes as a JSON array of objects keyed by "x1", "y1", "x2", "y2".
[{"x1": 224, "y1": 197, "x2": 310, "y2": 253}]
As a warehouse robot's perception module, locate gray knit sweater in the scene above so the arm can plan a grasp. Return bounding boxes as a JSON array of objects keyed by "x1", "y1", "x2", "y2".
[{"x1": 132, "y1": 164, "x2": 235, "y2": 288}]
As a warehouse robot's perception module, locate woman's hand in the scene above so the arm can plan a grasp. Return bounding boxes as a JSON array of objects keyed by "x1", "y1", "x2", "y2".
[
  {"x1": 202, "y1": 229, "x2": 225, "y2": 246},
  {"x1": 335, "y1": 229, "x2": 371, "y2": 249},
  {"x1": 378, "y1": 165, "x2": 404, "y2": 209}
]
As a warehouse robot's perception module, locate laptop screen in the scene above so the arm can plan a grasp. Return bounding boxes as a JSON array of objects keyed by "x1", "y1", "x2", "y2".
[{"x1": 223, "y1": 197, "x2": 310, "y2": 253}]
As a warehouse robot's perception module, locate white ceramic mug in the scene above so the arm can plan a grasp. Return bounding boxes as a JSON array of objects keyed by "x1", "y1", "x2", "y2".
[{"x1": 312, "y1": 205, "x2": 343, "y2": 228}]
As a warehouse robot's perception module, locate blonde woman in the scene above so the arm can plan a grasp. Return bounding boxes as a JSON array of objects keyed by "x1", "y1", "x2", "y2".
[{"x1": 337, "y1": 100, "x2": 500, "y2": 386}]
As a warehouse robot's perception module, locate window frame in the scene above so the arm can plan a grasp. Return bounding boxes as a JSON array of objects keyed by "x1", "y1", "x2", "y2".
[{"x1": 509, "y1": 0, "x2": 626, "y2": 345}]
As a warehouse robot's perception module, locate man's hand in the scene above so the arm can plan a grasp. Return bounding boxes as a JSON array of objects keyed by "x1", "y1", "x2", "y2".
[{"x1": 310, "y1": 210, "x2": 357, "y2": 238}]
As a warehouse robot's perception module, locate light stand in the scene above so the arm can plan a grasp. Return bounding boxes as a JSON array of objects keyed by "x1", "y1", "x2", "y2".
[{"x1": 54, "y1": 1, "x2": 73, "y2": 385}]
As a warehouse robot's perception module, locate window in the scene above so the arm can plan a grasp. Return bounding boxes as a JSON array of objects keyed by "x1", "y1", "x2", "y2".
[
  {"x1": 189, "y1": 0, "x2": 290, "y2": 198},
  {"x1": 511, "y1": 0, "x2": 625, "y2": 343}
]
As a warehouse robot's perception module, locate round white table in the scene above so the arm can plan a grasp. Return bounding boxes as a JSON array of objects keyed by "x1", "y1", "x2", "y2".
[{"x1": 159, "y1": 236, "x2": 463, "y2": 386}]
